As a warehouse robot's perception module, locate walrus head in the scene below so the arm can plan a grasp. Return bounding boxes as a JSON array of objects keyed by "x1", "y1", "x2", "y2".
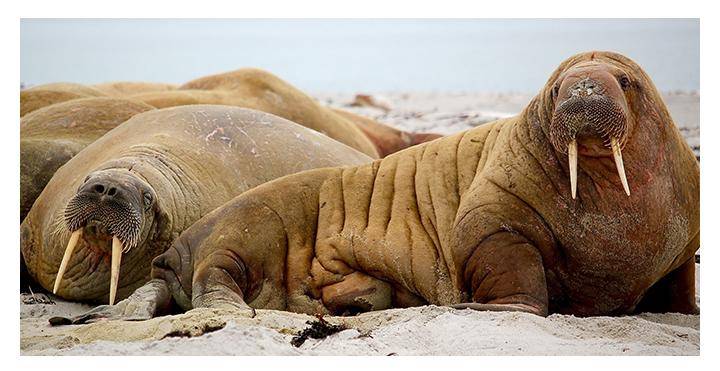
[
  {"x1": 545, "y1": 53, "x2": 646, "y2": 199},
  {"x1": 53, "y1": 168, "x2": 158, "y2": 304}
]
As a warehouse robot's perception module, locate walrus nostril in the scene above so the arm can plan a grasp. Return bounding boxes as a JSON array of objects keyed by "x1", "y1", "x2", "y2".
[
  {"x1": 107, "y1": 187, "x2": 117, "y2": 197},
  {"x1": 93, "y1": 184, "x2": 105, "y2": 194}
]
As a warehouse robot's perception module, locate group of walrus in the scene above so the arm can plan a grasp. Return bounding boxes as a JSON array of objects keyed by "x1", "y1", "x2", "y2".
[{"x1": 19, "y1": 51, "x2": 699, "y2": 327}]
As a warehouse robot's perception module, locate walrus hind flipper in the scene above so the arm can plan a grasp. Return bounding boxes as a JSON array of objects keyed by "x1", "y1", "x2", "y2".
[{"x1": 49, "y1": 278, "x2": 172, "y2": 326}]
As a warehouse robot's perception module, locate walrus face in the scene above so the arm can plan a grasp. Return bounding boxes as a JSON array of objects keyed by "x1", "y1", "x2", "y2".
[
  {"x1": 54, "y1": 169, "x2": 157, "y2": 304},
  {"x1": 548, "y1": 62, "x2": 634, "y2": 198}
]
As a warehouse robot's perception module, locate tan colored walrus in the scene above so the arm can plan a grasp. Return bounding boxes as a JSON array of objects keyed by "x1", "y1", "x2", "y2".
[
  {"x1": 20, "y1": 97, "x2": 156, "y2": 222},
  {"x1": 130, "y1": 68, "x2": 439, "y2": 158},
  {"x1": 57, "y1": 51, "x2": 700, "y2": 323},
  {"x1": 20, "y1": 83, "x2": 108, "y2": 117},
  {"x1": 22, "y1": 105, "x2": 372, "y2": 305}
]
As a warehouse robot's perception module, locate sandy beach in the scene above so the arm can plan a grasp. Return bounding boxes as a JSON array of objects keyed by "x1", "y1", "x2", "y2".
[{"x1": 19, "y1": 91, "x2": 700, "y2": 356}]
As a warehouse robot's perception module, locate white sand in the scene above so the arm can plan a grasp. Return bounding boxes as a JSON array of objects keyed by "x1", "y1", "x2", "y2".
[
  {"x1": 20, "y1": 92, "x2": 700, "y2": 356},
  {"x1": 20, "y1": 262, "x2": 699, "y2": 356}
]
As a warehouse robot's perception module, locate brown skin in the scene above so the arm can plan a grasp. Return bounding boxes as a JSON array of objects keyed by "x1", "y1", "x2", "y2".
[
  {"x1": 60, "y1": 51, "x2": 698, "y2": 324},
  {"x1": 331, "y1": 108, "x2": 442, "y2": 158},
  {"x1": 131, "y1": 88, "x2": 442, "y2": 158},
  {"x1": 20, "y1": 97, "x2": 155, "y2": 222},
  {"x1": 179, "y1": 68, "x2": 441, "y2": 158},
  {"x1": 20, "y1": 83, "x2": 108, "y2": 117},
  {"x1": 22, "y1": 105, "x2": 372, "y2": 304},
  {"x1": 180, "y1": 68, "x2": 377, "y2": 157},
  {"x1": 92, "y1": 81, "x2": 177, "y2": 97}
]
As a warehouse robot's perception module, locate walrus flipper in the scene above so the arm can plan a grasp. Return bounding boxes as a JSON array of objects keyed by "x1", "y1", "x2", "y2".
[
  {"x1": 455, "y1": 219, "x2": 550, "y2": 317},
  {"x1": 450, "y1": 302, "x2": 545, "y2": 315},
  {"x1": 50, "y1": 279, "x2": 172, "y2": 325},
  {"x1": 458, "y1": 237, "x2": 550, "y2": 317},
  {"x1": 190, "y1": 249, "x2": 256, "y2": 318}
]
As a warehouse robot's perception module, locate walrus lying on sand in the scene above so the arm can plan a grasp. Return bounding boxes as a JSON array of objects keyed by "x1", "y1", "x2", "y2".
[
  {"x1": 54, "y1": 51, "x2": 700, "y2": 323},
  {"x1": 21, "y1": 105, "x2": 371, "y2": 305},
  {"x1": 129, "y1": 68, "x2": 440, "y2": 158},
  {"x1": 20, "y1": 97, "x2": 155, "y2": 222}
]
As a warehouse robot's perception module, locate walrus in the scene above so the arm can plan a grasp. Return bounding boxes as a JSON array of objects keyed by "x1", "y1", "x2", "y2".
[
  {"x1": 92, "y1": 82, "x2": 177, "y2": 97},
  {"x1": 20, "y1": 83, "x2": 108, "y2": 117},
  {"x1": 178, "y1": 68, "x2": 441, "y2": 158},
  {"x1": 21, "y1": 105, "x2": 372, "y2": 305},
  {"x1": 57, "y1": 51, "x2": 699, "y2": 324},
  {"x1": 20, "y1": 97, "x2": 156, "y2": 222},
  {"x1": 330, "y1": 108, "x2": 443, "y2": 158}
]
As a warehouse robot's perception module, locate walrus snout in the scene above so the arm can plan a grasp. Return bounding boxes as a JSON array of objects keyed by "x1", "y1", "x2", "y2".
[
  {"x1": 55, "y1": 169, "x2": 156, "y2": 304},
  {"x1": 549, "y1": 63, "x2": 633, "y2": 199}
]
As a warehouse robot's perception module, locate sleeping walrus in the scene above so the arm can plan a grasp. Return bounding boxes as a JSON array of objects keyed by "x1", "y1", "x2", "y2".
[
  {"x1": 58, "y1": 51, "x2": 699, "y2": 324},
  {"x1": 20, "y1": 97, "x2": 155, "y2": 222},
  {"x1": 21, "y1": 105, "x2": 371, "y2": 305}
]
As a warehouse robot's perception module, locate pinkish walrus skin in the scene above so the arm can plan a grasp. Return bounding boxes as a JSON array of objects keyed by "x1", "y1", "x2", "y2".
[{"x1": 58, "y1": 51, "x2": 698, "y2": 324}]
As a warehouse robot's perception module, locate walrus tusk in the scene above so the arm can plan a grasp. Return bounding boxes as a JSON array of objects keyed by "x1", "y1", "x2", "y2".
[
  {"x1": 109, "y1": 236, "x2": 123, "y2": 305},
  {"x1": 611, "y1": 138, "x2": 631, "y2": 196},
  {"x1": 53, "y1": 229, "x2": 83, "y2": 294},
  {"x1": 568, "y1": 139, "x2": 578, "y2": 199}
]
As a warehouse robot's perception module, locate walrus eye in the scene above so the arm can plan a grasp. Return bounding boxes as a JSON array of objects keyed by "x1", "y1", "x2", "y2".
[
  {"x1": 619, "y1": 75, "x2": 631, "y2": 90},
  {"x1": 552, "y1": 84, "x2": 560, "y2": 99},
  {"x1": 143, "y1": 192, "x2": 153, "y2": 210}
]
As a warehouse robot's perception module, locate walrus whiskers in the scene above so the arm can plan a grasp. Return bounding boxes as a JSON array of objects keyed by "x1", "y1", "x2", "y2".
[
  {"x1": 52, "y1": 229, "x2": 83, "y2": 294},
  {"x1": 568, "y1": 139, "x2": 578, "y2": 199},
  {"x1": 109, "y1": 237, "x2": 123, "y2": 305},
  {"x1": 611, "y1": 137, "x2": 631, "y2": 196}
]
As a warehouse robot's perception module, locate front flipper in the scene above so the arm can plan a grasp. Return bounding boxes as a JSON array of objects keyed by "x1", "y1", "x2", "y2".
[
  {"x1": 461, "y1": 232, "x2": 550, "y2": 317},
  {"x1": 191, "y1": 250, "x2": 256, "y2": 318},
  {"x1": 49, "y1": 278, "x2": 172, "y2": 326}
]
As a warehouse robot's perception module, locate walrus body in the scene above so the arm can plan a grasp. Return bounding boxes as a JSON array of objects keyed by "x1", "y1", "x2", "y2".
[
  {"x1": 20, "y1": 97, "x2": 155, "y2": 221},
  {"x1": 56, "y1": 52, "x2": 700, "y2": 324},
  {"x1": 22, "y1": 105, "x2": 372, "y2": 304}
]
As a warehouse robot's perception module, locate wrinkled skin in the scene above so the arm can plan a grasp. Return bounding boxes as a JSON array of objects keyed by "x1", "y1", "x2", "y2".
[
  {"x1": 20, "y1": 97, "x2": 155, "y2": 222},
  {"x1": 22, "y1": 105, "x2": 371, "y2": 304},
  {"x1": 130, "y1": 68, "x2": 440, "y2": 158},
  {"x1": 60, "y1": 51, "x2": 699, "y2": 324}
]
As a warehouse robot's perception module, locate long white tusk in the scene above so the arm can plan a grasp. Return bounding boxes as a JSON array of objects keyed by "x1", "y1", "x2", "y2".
[
  {"x1": 53, "y1": 229, "x2": 83, "y2": 294},
  {"x1": 109, "y1": 236, "x2": 123, "y2": 305},
  {"x1": 611, "y1": 138, "x2": 631, "y2": 196},
  {"x1": 568, "y1": 139, "x2": 578, "y2": 199}
]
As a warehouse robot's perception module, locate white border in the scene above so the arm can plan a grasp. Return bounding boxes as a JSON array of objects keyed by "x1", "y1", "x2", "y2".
[{"x1": 4, "y1": 0, "x2": 717, "y2": 369}]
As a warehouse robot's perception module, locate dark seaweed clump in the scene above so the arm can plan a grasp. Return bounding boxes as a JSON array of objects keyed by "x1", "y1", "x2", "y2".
[{"x1": 291, "y1": 315, "x2": 347, "y2": 347}]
